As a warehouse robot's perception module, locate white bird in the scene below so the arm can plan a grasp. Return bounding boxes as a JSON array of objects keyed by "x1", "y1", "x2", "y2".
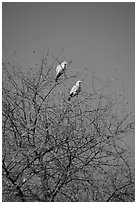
[
  {"x1": 68, "y1": 81, "x2": 82, "y2": 101},
  {"x1": 55, "y1": 61, "x2": 67, "y2": 82}
]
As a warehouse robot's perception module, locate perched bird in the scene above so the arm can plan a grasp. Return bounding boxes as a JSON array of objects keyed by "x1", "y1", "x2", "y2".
[
  {"x1": 68, "y1": 81, "x2": 82, "y2": 101},
  {"x1": 55, "y1": 61, "x2": 67, "y2": 82}
]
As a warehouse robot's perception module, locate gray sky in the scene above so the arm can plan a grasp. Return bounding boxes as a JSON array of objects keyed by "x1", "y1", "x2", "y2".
[{"x1": 2, "y1": 2, "x2": 135, "y2": 149}]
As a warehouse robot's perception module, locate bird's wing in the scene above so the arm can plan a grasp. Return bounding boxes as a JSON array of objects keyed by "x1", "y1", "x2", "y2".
[
  {"x1": 70, "y1": 85, "x2": 78, "y2": 95},
  {"x1": 56, "y1": 64, "x2": 62, "y2": 75}
]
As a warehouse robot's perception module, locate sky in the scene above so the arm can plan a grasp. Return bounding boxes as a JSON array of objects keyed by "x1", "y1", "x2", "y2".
[{"x1": 2, "y1": 2, "x2": 135, "y2": 150}]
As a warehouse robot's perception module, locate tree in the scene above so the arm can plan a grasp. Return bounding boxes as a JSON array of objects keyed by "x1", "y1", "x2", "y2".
[{"x1": 2, "y1": 47, "x2": 135, "y2": 202}]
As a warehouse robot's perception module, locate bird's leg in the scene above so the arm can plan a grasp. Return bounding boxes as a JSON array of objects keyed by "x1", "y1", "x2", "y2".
[{"x1": 64, "y1": 71, "x2": 67, "y2": 79}]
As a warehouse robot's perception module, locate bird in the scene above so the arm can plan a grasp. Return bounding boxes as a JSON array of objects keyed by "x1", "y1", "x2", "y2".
[
  {"x1": 68, "y1": 81, "x2": 82, "y2": 101},
  {"x1": 55, "y1": 61, "x2": 67, "y2": 82}
]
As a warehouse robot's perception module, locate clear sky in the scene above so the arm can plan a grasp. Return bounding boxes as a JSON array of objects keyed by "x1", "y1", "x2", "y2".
[{"x1": 2, "y1": 2, "x2": 135, "y2": 148}]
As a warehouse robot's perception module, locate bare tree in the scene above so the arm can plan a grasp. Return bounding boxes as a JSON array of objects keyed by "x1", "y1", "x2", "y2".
[{"x1": 2, "y1": 47, "x2": 134, "y2": 202}]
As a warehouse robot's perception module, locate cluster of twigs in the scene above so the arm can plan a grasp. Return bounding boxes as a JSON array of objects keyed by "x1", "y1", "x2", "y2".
[{"x1": 2, "y1": 48, "x2": 134, "y2": 201}]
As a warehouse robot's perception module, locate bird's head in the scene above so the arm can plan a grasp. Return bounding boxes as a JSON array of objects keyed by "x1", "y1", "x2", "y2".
[
  {"x1": 76, "y1": 80, "x2": 82, "y2": 86},
  {"x1": 61, "y1": 61, "x2": 67, "y2": 69}
]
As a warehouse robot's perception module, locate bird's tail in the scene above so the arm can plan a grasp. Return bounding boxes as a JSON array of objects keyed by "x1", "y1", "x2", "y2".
[{"x1": 55, "y1": 77, "x2": 58, "y2": 82}]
